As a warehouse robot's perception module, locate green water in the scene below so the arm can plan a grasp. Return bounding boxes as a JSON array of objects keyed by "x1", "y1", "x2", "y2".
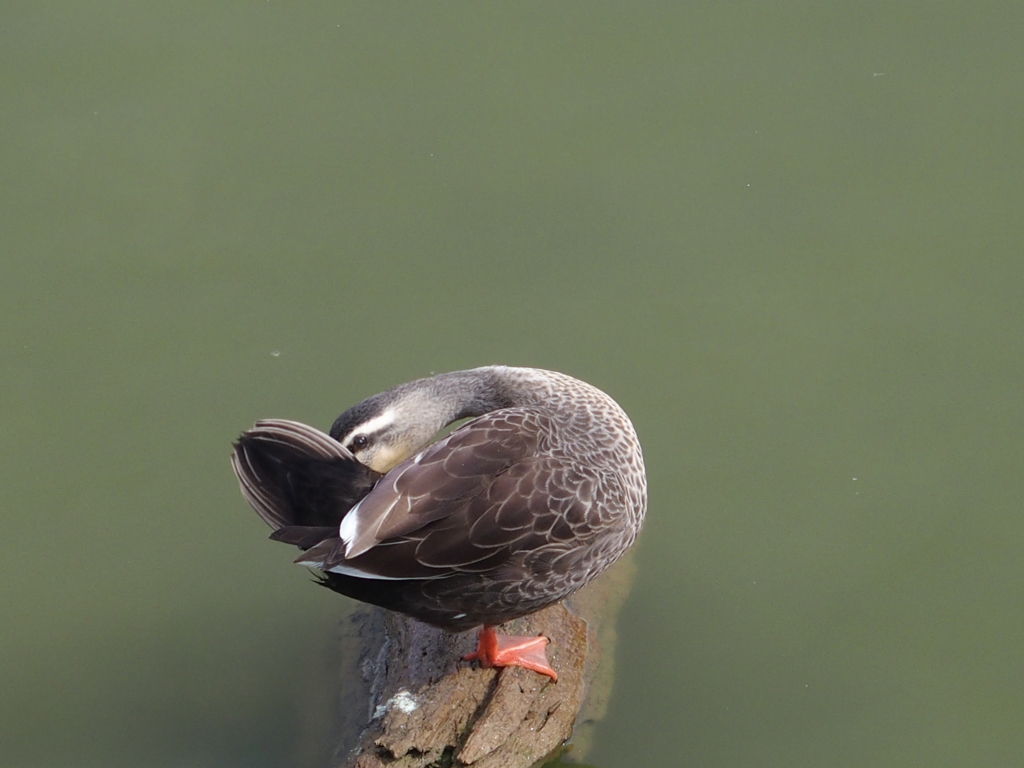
[{"x1": 2, "y1": 3, "x2": 1022, "y2": 767}]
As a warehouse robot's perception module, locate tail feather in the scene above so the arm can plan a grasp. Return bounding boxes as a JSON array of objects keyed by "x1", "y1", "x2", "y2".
[
  {"x1": 231, "y1": 419, "x2": 382, "y2": 532},
  {"x1": 269, "y1": 525, "x2": 338, "y2": 549}
]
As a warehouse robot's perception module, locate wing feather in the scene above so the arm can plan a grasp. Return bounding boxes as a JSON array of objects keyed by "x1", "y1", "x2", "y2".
[{"x1": 342, "y1": 412, "x2": 536, "y2": 557}]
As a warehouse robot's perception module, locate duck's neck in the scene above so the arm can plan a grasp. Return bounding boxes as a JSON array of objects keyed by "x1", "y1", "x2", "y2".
[{"x1": 429, "y1": 365, "x2": 574, "y2": 420}]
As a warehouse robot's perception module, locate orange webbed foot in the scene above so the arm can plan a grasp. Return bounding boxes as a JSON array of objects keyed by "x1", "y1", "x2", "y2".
[{"x1": 463, "y1": 625, "x2": 557, "y2": 681}]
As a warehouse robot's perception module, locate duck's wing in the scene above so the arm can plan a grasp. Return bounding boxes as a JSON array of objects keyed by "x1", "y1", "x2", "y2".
[
  {"x1": 297, "y1": 448, "x2": 602, "y2": 581},
  {"x1": 338, "y1": 410, "x2": 538, "y2": 558},
  {"x1": 296, "y1": 409, "x2": 602, "y2": 581},
  {"x1": 231, "y1": 419, "x2": 382, "y2": 531}
]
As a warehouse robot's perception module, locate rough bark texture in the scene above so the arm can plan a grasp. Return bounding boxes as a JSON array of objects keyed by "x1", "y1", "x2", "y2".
[{"x1": 294, "y1": 556, "x2": 635, "y2": 768}]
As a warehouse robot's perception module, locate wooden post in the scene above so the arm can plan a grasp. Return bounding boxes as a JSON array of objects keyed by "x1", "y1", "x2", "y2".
[{"x1": 291, "y1": 556, "x2": 636, "y2": 768}]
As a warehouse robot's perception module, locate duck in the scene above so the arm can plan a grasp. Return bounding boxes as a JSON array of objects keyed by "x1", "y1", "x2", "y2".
[{"x1": 230, "y1": 366, "x2": 646, "y2": 681}]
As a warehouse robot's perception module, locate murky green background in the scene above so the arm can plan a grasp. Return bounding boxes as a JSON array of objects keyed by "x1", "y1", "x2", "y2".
[{"x1": 2, "y1": 3, "x2": 1022, "y2": 767}]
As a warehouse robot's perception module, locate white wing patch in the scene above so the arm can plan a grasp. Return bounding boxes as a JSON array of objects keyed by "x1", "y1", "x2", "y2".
[
  {"x1": 338, "y1": 497, "x2": 364, "y2": 552},
  {"x1": 338, "y1": 450, "x2": 432, "y2": 558}
]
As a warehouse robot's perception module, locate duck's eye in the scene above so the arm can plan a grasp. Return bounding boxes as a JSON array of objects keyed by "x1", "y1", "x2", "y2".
[{"x1": 349, "y1": 434, "x2": 370, "y2": 451}]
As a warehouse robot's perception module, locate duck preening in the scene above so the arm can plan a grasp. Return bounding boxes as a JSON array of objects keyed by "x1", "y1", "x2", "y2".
[{"x1": 231, "y1": 366, "x2": 646, "y2": 681}]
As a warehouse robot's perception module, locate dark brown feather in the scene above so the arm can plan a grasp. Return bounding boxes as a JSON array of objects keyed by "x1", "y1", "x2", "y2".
[
  {"x1": 341, "y1": 413, "x2": 537, "y2": 554},
  {"x1": 232, "y1": 419, "x2": 381, "y2": 530}
]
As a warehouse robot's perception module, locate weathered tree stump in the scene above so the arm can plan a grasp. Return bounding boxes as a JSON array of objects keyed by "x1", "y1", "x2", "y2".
[{"x1": 292, "y1": 556, "x2": 635, "y2": 768}]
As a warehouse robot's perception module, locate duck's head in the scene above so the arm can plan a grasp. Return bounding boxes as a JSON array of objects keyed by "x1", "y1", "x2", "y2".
[
  {"x1": 328, "y1": 368, "x2": 513, "y2": 474},
  {"x1": 327, "y1": 393, "x2": 437, "y2": 473}
]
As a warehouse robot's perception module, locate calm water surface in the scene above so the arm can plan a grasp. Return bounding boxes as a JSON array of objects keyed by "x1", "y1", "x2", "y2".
[{"x1": 2, "y1": 3, "x2": 1022, "y2": 767}]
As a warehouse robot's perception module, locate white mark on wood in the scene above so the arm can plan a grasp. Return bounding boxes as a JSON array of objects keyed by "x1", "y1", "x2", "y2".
[
  {"x1": 393, "y1": 690, "x2": 418, "y2": 714},
  {"x1": 374, "y1": 689, "x2": 420, "y2": 720}
]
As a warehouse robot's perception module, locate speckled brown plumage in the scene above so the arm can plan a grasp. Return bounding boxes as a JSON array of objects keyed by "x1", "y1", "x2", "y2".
[{"x1": 231, "y1": 366, "x2": 646, "y2": 633}]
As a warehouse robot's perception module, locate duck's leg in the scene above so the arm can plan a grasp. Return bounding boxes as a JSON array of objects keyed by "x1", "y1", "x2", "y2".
[{"x1": 463, "y1": 625, "x2": 557, "y2": 681}]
